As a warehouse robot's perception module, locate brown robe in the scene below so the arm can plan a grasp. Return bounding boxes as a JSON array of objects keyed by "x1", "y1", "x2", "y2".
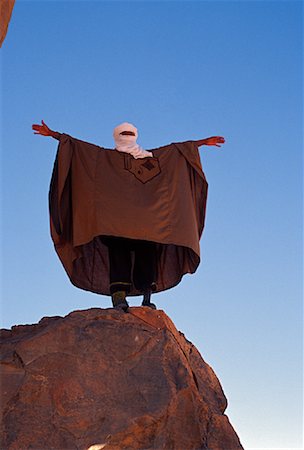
[{"x1": 49, "y1": 134, "x2": 208, "y2": 296}]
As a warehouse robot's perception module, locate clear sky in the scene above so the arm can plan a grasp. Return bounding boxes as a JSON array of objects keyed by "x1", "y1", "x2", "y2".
[{"x1": 1, "y1": 1, "x2": 302, "y2": 449}]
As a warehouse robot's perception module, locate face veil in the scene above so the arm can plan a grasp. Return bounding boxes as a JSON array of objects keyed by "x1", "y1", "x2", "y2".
[{"x1": 113, "y1": 122, "x2": 153, "y2": 159}]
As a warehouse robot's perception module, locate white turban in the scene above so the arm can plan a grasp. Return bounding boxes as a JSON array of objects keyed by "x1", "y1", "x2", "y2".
[{"x1": 113, "y1": 122, "x2": 153, "y2": 159}]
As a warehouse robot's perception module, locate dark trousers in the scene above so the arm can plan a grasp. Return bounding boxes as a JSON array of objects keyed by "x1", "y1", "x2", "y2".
[{"x1": 102, "y1": 236, "x2": 157, "y2": 295}]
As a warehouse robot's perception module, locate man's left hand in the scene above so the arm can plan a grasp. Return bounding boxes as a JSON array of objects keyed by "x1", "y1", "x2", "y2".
[{"x1": 203, "y1": 136, "x2": 225, "y2": 147}]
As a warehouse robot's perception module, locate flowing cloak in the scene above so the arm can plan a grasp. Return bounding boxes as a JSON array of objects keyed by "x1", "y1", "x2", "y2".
[{"x1": 49, "y1": 134, "x2": 208, "y2": 296}]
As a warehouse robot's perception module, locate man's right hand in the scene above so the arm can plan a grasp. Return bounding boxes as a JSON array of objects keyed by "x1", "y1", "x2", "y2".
[{"x1": 32, "y1": 120, "x2": 54, "y2": 137}]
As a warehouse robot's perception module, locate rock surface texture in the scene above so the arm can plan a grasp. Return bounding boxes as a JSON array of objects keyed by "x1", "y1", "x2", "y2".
[{"x1": 0, "y1": 307, "x2": 244, "y2": 450}]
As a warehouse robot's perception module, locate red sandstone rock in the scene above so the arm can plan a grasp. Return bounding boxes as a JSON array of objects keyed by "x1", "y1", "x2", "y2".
[
  {"x1": 0, "y1": 307, "x2": 243, "y2": 449},
  {"x1": 0, "y1": 0, "x2": 15, "y2": 47}
]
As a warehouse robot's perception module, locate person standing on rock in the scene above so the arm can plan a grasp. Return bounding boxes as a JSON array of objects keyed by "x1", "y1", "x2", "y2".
[{"x1": 32, "y1": 120, "x2": 225, "y2": 312}]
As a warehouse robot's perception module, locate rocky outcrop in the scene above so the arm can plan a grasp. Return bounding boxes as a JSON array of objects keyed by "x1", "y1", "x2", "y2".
[
  {"x1": 0, "y1": 0, "x2": 15, "y2": 47},
  {"x1": 0, "y1": 307, "x2": 243, "y2": 449}
]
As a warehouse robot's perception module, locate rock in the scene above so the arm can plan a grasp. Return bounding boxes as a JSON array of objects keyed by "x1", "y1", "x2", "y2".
[
  {"x1": 0, "y1": 307, "x2": 244, "y2": 449},
  {"x1": 0, "y1": 0, "x2": 15, "y2": 48}
]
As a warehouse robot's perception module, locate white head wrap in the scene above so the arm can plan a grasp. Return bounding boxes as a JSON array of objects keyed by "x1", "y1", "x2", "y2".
[{"x1": 113, "y1": 122, "x2": 153, "y2": 159}]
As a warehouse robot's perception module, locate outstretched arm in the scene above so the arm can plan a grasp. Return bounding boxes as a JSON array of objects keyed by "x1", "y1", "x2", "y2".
[
  {"x1": 194, "y1": 136, "x2": 225, "y2": 147},
  {"x1": 32, "y1": 120, "x2": 61, "y2": 140}
]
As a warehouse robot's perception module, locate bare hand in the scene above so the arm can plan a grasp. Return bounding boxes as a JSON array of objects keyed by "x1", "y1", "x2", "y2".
[
  {"x1": 203, "y1": 136, "x2": 225, "y2": 147},
  {"x1": 32, "y1": 120, "x2": 53, "y2": 137},
  {"x1": 194, "y1": 136, "x2": 225, "y2": 148}
]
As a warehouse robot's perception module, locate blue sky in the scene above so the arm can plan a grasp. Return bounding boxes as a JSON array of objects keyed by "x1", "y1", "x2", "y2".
[{"x1": 1, "y1": 1, "x2": 303, "y2": 448}]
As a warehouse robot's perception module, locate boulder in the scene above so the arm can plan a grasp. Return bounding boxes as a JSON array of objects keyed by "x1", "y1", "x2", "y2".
[{"x1": 0, "y1": 307, "x2": 243, "y2": 449}]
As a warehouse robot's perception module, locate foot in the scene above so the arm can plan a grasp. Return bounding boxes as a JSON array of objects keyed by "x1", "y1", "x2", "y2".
[
  {"x1": 142, "y1": 300, "x2": 157, "y2": 309},
  {"x1": 141, "y1": 290, "x2": 157, "y2": 309},
  {"x1": 114, "y1": 302, "x2": 129, "y2": 312},
  {"x1": 112, "y1": 291, "x2": 129, "y2": 312}
]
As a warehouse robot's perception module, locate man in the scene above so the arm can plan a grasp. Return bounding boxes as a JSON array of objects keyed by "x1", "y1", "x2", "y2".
[{"x1": 32, "y1": 120, "x2": 225, "y2": 311}]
